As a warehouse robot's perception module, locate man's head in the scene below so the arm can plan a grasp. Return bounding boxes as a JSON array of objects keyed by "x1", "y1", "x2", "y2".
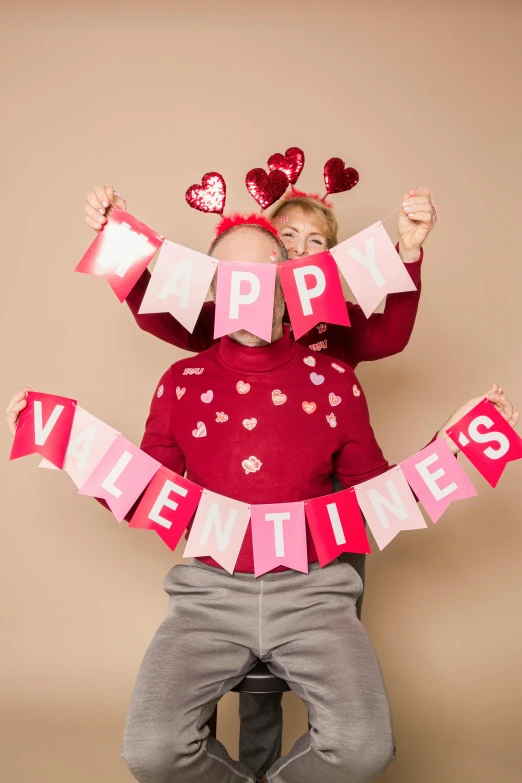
[{"x1": 209, "y1": 225, "x2": 288, "y2": 347}]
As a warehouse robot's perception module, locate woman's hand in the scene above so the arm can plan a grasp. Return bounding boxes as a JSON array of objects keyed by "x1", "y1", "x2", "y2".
[
  {"x1": 6, "y1": 388, "x2": 29, "y2": 436},
  {"x1": 397, "y1": 187, "x2": 436, "y2": 263},
  {"x1": 84, "y1": 185, "x2": 127, "y2": 232},
  {"x1": 438, "y1": 383, "x2": 519, "y2": 454}
]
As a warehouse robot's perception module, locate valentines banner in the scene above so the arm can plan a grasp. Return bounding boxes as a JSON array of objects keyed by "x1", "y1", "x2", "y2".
[
  {"x1": 305, "y1": 488, "x2": 371, "y2": 567},
  {"x1": 214, "y1": 260, "x2": 277, "y2": 342},
  {"x1": 330, "y1": 222, "x2": 417, "y2": 318},
  {"x1": 355, "y1": 466, "x2": 427, "y2": 550},
  {"x1": 400, "y1": 439, "x2": 477, "y2": 523},
  {"x1": 75, "y1": 209, "x2": 164, "y2": 302},
  {"x1": 183, "y1": 490, "x2": 251, "y2": 573},
  {"x1": 129, "y1": 466, "x2": 203, "y2": 550},
  {"x1": 278, "y1": 252, "x2": 350, "y2": 340},
  {"x1": 10, "y1": 392, "x2": 77, "y2": 469},
  {"x1": 39, "y1": 406, "x2": 120, "y2": 488},
  {"x1": 250, "y1": 501, "x2": 308, "y2": 577},
  {"x1": 78, "y1": 436, "x2": 161, "y2": 522},
  {"x1": 138, "y1": 240, "x2": 218, "y2": 333},
  {"x1": 445, "y1": 399, "x2": 522, "y2": 487}
]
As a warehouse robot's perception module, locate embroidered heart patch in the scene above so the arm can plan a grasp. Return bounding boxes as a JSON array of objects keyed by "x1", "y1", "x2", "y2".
[
  {"x1": 157, "y1": 385, "x2": 164, "y2": 398},
  {"x1": 329, "y1": 393, "x2": 341, "y2": 407},
  {"x1": 201, "y1": 390, "x2": 214, "y2": 403},
  {"x1": 353, "y1": 385, "x2": 361, "y2": 397},
  {"x1": 237, "y1": 381, "x2": 251, "y2": 394},
  {"x1": 326, "y1": 413, "x2": 337, "y2": 428},
  {"x1": 243, "y1": 418, "x2": 257, "y2": 431},
  {"x1": 310, "y1": 372, "x2": 325, "y2": 386},
  {"x1": 271, "y1": 389, "x2": 287, "y2": 406},
  {"x1": 216, "y1": 412, "x2": 229, "y2": 423},
  {"x1": 192, "y1": 421, "x2": 207, "y2": 438},
  {"x1": 316, "y1": 323, "x2": 328, "y2": 333},
  {"x1": 331, "y1": 363, "x2": 345, "y2": 373},
  {"x1": 175, "y1": 386, "x2": 186, "y2": 400},
  {"x1": 302, "y1": 401, "x2": 317, "y2": 414},
  {"x1": 303, "y1": 356, "x2": 316, "y2": 367},
  {"x1": 242, "y1": 455, "x2": 262, "y2": 474}
]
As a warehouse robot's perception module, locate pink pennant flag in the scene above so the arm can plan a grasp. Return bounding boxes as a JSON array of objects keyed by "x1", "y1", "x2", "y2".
[
  {"x1": 129, "y1": 466, "x2": 203, "y2": 550},
  {"x1": 183, "y1": 490, "x2": 251, "y2": 573},
  {"x1": 250, "y1": 501, "x2": 308, "y2": 577},
  {"x1": 355, "y1": 466, "x2": 427, "y2": 550},
  {"x1": 39, "y1": 406, "x2": 120, "y2": 488},
  {"x1": 330, "y1": 222, "x2": 417, "y2": 318},
  {"x1": 278, "y1": 251, "x2": 349, "y2": 340},
  {"x1": 138, "y1": 240, "x2": 218, "y2": 333},
  {"x1": 10, "y1": 391, "x2": 77, "y2": 469},
  {"x1": 78, "y1": 436, "x2": 161, "y2": 522},
  {"x1": 445, "y1": 399, "x2": 522, "y2": 487},
  {"x1": 75, "y1": 208, "x2": 164, "y2": 302},
  {"x1": 400, "y1": 438, "x2": 477, "y2": 523},
  {"x1": 305, "y1": 489, "x2": 371, "y2": 567},
  {"x1": 214, "y1": 260, "x2": 277, "y2": 342}
]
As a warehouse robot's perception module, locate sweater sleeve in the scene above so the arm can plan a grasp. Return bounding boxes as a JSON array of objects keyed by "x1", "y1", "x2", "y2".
[
  {"x1": 139, "y1": 367, "x2": 186, "y2": 475},
  {"x1": 345, "y1": 250, "x2": 423, "y2": 366},
  {"x1": 124, "y1": 268, "x2": 217, "y2": 353}
]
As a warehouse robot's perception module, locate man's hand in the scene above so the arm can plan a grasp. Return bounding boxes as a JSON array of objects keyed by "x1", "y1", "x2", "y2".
[
  {"x1": 438, "y1": 383, "x2": 519, "y2": 454},
  {"x1": 84, "y1": 185, "x2": 127, "y2": 232},
  {"x1": 397, "y1": 187, "x2": 436, "y2": 264}
]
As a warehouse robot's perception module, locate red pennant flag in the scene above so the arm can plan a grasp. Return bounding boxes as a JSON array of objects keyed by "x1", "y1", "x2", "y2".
[
  {"x1": 10, "y1": 391, "x2": 77, "y2": 469},
  {"x1": 75, "y1": 208, "x2": 164, "y2": 302},
  {"x1": 445, "y1": 399, "x2": 522, "y2": 488},
  {"x1": 305, "y1": 489, "x2": 371, "y2": 567},
  {"x1": 129, "y1": 467, "x2": 203, "y2": 550},
  {"x1": 278, "y1": 251, "x2": 350, "y2": 339}
]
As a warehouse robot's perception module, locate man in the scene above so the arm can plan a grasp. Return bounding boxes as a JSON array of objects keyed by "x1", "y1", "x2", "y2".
[{"x1": 6, "y1": 221, "x2": 518, "y2": 783}]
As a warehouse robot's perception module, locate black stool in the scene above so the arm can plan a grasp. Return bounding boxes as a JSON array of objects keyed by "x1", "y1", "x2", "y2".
[{"x1": 207, "y1": 660, "x2": 290, "y2": 737}]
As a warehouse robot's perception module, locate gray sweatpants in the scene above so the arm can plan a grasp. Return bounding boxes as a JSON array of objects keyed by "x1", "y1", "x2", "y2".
[{"x1": 122, "y1": 560, "x2": 395, "y2": 783}]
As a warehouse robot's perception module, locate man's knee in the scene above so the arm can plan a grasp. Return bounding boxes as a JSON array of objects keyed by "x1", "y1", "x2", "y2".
[
  {"x1": 319, "y1": 724, "x2": 395, "y2": 781},
  {"x1": 121, "y1": 735, "x2": 191, "y2": 783}
]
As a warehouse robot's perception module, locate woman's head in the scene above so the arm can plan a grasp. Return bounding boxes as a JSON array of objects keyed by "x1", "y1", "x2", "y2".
[{"x1": 270, "y1": 196, "x2": 339, "y2": 258}]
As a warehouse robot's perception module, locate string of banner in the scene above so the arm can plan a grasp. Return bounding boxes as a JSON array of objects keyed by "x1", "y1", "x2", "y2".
[{"x1": 10, "y1": 390, "x2": 522, "y2": 576}]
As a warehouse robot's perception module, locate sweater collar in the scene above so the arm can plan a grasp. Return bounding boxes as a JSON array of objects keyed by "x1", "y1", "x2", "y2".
[{"x1": 217, "y1": 325, "x2": 296, "y2": 373}]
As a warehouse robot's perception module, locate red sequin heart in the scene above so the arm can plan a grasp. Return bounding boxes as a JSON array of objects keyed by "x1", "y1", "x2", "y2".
[
  {"x1": 185, "y1": 172, "x2": 226, "y2": 214},
  {"x1": 267, "y1": 147, "x2": 305, "y2": 185},
  {"x1": 323, "y1": 158, "x2": 359, "y2": 195},
  {"x1": 245, "y1": 168, "x2": 289, "y2": 210}
]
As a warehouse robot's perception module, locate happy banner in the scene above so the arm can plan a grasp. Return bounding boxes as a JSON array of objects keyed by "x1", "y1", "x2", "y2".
[{"x1": 11, "y1": 391, "x2": 522, "y2": 571}]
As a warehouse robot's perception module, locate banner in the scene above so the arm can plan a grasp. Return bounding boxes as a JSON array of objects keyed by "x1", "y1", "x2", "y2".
[
  {"x1": 138, "y1": 240, "x2": 218, "y2": 333},
  {"x1": 277, "y1": 252, "x2": 350, "y2": 340},
  {"x1": 250, "y1": 501, "x2": 308, "y2": 576},
  {"x1": 183, "y1": 490, "x2": 251, "y2": 573},
  {"x1": 214, "y1": 260, "x2": 277, "y2": 342},
  {"x1": 305, "y1": 488, "x2": 371, "y2": 567},
  {"x1": 330, "y1": 222, "x2": 417, "y2": 318},
  {"x1": 78, "y1": 436, "x2": 160, "y2": 522},
  {"x1": 400, "y1": 439, "x2": 477, "y2": 522},
  {"x1": 445, "y1": 399, "x2": 522, "y2": 487},
  {"x1": 355, "y1": 466, "x2": 427, "y2": 550},
  {"x1": 39, "y1": 406, "x2": 120, "y2": 488},
  {"x1": 10, "y1": 391, "x2": 77, "y2": 469},
  {"x1": 75, "y1": 209, "x2": 164, "y2": 302},
  {"x1": 129, "y1": 466, "x2": 203, "y2": 550}
]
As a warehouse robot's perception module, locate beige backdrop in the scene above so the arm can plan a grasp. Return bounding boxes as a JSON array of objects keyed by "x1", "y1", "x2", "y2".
[{"x1": 1, "y1": 1, "x2": 521, "y2": 781}]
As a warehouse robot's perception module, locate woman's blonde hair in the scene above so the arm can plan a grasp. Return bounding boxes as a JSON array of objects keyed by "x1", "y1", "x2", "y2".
[{"x1": 269, "y1": 196, "x2": 339, "y2": 249}]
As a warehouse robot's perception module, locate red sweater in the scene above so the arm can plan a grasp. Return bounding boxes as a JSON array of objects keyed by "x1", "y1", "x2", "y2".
[
  {"x1": 139, "y1": 328, "x2": 391, "y2": 572},
  {"x1": 125, "y1": 252, "x2": 423, "y2": 366}
]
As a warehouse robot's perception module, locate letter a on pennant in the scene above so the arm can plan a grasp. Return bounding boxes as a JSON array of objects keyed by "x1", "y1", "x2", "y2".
[
  {"x1": 10, "y1": 391, "x2": 77, "y2": 469},
  {"x1": 305, "y1": 489, "x2": 371, "y2": 566},
  {"x1": 129, "y1": 466, "x2": 203, "y2": 550},
  {"x1": 445, "y1": 399, "x2": 522, "y2": 487},
  {"x1": 330, "y1": 222, "x2": 417, "y2": 318},
  {"x1": 183, "y1": 490, "x2": 251, "y2": 573},
  {"x1": 75, "y1": 208, "x2": 164, "y2": 302},
  {"x1": 214, "y1": 260, "x2": 277, "y2": 342},
  {"x1": 250, "y1": 501, "x2": 308, "y2": 576},
  {"x1": 278, "y1": 252, "x2": 349, "y2": 339}
]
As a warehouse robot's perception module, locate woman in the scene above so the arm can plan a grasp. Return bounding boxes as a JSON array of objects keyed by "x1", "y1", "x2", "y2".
[{"x1": 82, "y1": 182, "x2": 435, "y2": 781}]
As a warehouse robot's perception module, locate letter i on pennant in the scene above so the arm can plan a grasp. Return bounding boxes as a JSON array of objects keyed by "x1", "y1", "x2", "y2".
[
  {"x1": 10, "y1": 391, "x2": 77, "y2": 469},
  {"x1": 305, "y1": 489, "x2": 371, "y2": 566}
]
